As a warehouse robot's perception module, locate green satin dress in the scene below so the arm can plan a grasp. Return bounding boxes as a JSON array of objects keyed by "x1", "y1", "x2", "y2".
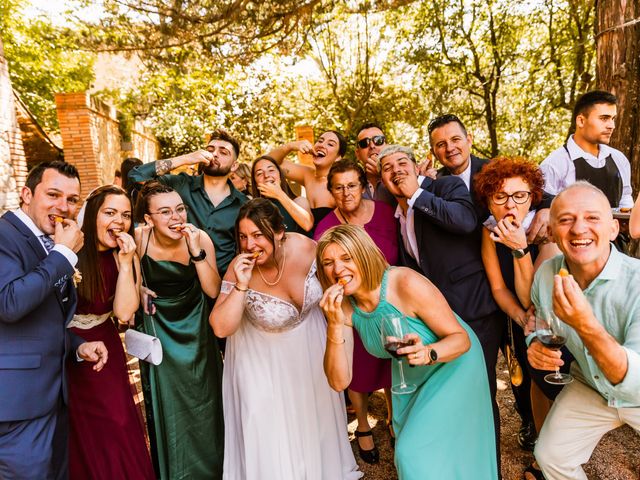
[
  {"x1": 139, "y1": 251, "x2": 224, "y2": 480},
  {"x1": 350, "y1": 269, "x2": 498, "y2": 480}
]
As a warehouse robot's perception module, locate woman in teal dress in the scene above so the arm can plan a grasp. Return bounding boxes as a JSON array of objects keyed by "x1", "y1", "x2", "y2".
[
  {"x1": 317, "y1": 225, "x2": 497, "y2": 479},
  {"x1": 135, "y1": 181, "x2": 224, "y2": 479}
]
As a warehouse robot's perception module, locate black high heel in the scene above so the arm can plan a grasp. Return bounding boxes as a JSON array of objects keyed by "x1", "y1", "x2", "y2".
[{"x1": 354, "y1": 430, "x2": 379, "y2": 464}]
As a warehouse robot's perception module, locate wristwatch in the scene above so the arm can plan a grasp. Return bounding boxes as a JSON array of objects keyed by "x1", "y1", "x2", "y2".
[
  {"x1": 426, "y1": 346, "x2": 438, "y2": 365},
  {"x1": 511, "y1": 246, "x2": 530, "y2": 258},
  {"x1": 190, "y1": 249, "x2": 207, "y2": 263}
]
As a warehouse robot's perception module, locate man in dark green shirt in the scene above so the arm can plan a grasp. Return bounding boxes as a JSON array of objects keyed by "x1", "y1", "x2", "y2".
[{"x1": 129, "y1": 129, "x2": 248, "y2": 276}]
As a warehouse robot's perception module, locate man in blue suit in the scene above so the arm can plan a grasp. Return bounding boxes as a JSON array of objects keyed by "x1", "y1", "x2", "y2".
[{"x1": 0, "y1": 161, "x2": 108, "y2": 479}]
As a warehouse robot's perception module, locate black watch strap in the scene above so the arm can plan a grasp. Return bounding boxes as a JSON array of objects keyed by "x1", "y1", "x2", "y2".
[
  {"x1": 511, "y1": 245, "x2": 530, "y2": 258},
  {"x1": 190, "y1": 249, "x2": 207, "y2": 262}
]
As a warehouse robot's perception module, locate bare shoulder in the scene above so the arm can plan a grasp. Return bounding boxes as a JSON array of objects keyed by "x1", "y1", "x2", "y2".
[
  {"x1": 387, "y1": 267, "x2": 435, "y2": 305},
  {"x1": 285, "y1": 233, "x2": 317, "y2": 265},
  {"x1": 198, "y1": 229, "x2": 214, "y2": 248}
]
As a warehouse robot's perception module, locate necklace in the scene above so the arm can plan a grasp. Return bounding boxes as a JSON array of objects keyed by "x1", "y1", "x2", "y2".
[{"x1": 256, "y1": 243, "x2": 287, "y2": 286}]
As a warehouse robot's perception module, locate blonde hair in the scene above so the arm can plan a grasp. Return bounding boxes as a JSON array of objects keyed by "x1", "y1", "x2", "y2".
[{"x1": 316, "y1": 225, "x2": 389, "y2": 291}]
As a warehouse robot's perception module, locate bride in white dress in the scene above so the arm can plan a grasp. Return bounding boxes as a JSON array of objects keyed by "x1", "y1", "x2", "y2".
[{"x1": 210, "y1": 198, "x2": 361, "y2": 480}]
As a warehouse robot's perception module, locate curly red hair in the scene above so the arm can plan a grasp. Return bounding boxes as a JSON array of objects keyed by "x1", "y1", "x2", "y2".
[{"x1": 474, "y1": 156, "x2": 544, "y2": 209}]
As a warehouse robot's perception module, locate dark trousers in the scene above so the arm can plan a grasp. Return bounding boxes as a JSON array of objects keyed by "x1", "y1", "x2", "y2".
[
  {"x1": 466, "y1": 311, "x2": 506, "y2": 474},
  {"x1": 0, "y1": 402, "x2": 68, "y2": 480}
]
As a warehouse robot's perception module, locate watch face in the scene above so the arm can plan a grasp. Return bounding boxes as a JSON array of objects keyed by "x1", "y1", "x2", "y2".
[
  {"x1": 512, "y1": 249, "x2": 525, "y2": 258},
  {"x1": 429, "y1": 348, "x2": 438, "y2": 363}
]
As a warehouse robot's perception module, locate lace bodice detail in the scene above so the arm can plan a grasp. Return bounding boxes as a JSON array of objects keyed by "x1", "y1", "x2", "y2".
[{"x1": 221, "y1": 261, "x2": 323, "y2": 333}]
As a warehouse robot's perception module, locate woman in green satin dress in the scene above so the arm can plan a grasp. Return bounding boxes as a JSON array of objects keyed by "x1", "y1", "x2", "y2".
[
  {"x1": 316, "y1": 225, "x2": 498, "y2": 480},
  {"x1": 135, "y1": 181, "x2": 224, "y2": 479}
]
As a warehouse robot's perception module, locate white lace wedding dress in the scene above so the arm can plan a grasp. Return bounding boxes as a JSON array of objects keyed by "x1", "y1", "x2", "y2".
[{"x1": 220, "y1": 262, "x2": 362, "y2": 480}]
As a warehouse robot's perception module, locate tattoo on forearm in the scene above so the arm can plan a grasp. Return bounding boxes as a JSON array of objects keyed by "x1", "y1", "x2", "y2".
[{"x1": 156, "y1": 159, "x2": 173, "y2": 176}]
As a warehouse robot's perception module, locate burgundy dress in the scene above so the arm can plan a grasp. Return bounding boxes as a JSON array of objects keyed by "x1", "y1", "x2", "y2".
[
  {"x1": 67, "y1": 250, "x2": 154, "y2": 480},
  {"x1": 315, "y1": 201, "x2": 398, "y2": 392}
]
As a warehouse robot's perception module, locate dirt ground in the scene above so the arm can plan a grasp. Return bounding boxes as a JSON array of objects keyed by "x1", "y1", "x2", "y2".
[
  {"x1": 348, "y1": 353, "x2": 640, "y2": 480},
  {"x1": 128, "y1": 350, "x2": 639, "y2": 479}
]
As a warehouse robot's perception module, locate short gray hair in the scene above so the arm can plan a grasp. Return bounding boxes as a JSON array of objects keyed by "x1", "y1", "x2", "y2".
[
  {"x1": 378, "y1": 145, "x2": 417, "y2": 168},
  {"x1": 550, "y1": 180, "x2": 613, "y2": 219}
]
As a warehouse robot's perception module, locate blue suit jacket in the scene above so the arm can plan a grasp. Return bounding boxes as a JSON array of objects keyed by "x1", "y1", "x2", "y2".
[
  {"x1": 398, "y1": 174, "x2": 500, "y2": 322},
  {"x1": 0, "y1": 211, "x2": 81, "y2": 422}
]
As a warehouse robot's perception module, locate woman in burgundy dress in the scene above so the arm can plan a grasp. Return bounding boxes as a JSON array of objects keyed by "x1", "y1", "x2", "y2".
[
  {"x1": 67, "y1": 185, "x2": 154, "y2": 480},
  {"x1": 314, "y1": 159, "x2": 398, "y2": 464}
]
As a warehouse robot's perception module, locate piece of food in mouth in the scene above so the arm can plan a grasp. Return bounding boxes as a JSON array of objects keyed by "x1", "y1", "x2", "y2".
[
  {"x1": 558, "y1": 268, "x2": 569, "y2": 277},
  {"x1": 53, "y1": 215, "x2": 64, "y2": 223},
  {"x1": 503, "y1": 214, "x2": 517, "y2": 225},
  {"x1": 251, "y1": 251, "x2": 263, "y2": 259},
  {"x1": 338, "y1": 278, "x2": 348, "y2": 286}
]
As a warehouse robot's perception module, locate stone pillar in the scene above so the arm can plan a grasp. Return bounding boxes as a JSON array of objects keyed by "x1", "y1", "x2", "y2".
[{"x1": 0, "y1": 38, "x2": 28, "y2": 214}]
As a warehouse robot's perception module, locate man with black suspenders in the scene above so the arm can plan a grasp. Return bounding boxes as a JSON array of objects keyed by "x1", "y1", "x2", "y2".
[{"x1": 540, "y1": 90, "x2": 633, "y2": 210}]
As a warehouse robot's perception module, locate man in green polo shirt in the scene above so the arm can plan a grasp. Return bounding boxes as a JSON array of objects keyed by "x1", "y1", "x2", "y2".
[
  {"x1": 129, "y1": 129, "x2": 248, "y2": 276},
  {"x1": 527, "y1": 181, "x2": 640, "y2": 480}
]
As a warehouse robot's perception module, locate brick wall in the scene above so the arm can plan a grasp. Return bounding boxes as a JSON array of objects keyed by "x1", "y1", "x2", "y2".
[
  {"x1": 0, "y1": 38, "x2": 28, "y2": 215},
  {"x1": 56, "y1": 92, "x2": 121, "y2": 198}
]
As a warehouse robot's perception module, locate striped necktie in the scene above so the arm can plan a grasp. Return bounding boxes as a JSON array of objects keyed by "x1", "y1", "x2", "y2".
[{"x1": 41, "y1": 235, "x2": 55, "y2": 253}]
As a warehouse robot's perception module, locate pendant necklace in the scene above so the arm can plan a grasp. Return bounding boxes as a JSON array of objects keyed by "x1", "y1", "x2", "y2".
[{"x1": 257, "y1": 244, "x2": 287, "y2": 286}]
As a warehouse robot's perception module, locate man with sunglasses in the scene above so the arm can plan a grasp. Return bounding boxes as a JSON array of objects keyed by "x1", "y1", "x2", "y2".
[{"x1": 354, "y1": 123, "x2": 395, "y2": 205}]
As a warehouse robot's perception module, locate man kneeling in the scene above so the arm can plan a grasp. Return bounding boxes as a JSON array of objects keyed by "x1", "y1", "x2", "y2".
[{"x1": 527, "y1": 181, "x2": 640, "y2": 480}]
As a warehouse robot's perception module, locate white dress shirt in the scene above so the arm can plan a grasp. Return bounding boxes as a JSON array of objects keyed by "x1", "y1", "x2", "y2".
[
  {"x1": 540, "y1": 135, "x2": 633, "y2": 208},
  {"x1": 395, "y1": 175, "x2": 427, "y2": 263}
]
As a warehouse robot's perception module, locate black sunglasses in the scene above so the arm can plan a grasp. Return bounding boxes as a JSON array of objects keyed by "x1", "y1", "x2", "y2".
[{"x1": 357, "y1": 135, "x2": 386, "y2": 149}]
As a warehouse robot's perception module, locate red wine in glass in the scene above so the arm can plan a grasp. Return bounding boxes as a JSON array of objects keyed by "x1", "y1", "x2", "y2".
[
  {"x1": 381, "y1": 315, "x2": 417, "y2": 395},
  {"x1": 535, "y1": 310, "x2": 573, "y2": 385},
  {"x1": 538, "y1": 334, "x2": 566, "y2": 351},
  {"x1": 384, "y1": 340, "x2": 413, "y2": 359}
]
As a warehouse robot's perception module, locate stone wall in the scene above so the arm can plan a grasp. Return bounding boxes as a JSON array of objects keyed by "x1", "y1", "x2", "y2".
[
  {"x1": 128, "y1": 118, "x2": 160, "y2": 163},
  {"x1": 0, "y1": 38, "x2": 28, "y2": 215}
]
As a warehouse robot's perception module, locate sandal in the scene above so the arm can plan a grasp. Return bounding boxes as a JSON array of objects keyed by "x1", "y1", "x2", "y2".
[
  {"x1": 524, "y1": 464, "x2": 544, "y2": 480},
  {"x1": 354, "y1": 430, "x2": 379, "y2": 464}
]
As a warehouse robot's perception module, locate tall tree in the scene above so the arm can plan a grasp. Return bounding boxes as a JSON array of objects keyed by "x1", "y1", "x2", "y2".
[{"x1": 596, "y1": 0, "x2": 640, "y2": 190}]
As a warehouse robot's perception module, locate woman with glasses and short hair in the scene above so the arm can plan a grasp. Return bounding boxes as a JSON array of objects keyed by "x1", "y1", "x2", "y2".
[
  {"x1": 134, "y1": 181, "x2": 224, "y2": 479},
  {"x1": 314, "y1": 159, "x2": 398, "y2": 464},
  {"x1": 474, "y1": 157, "x2": 568, "y2": 480}
]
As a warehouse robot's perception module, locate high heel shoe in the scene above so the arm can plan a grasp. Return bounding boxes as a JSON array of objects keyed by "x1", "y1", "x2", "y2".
[{"x1": 354, "y1": 430, "x2": 379, "y2": 464}]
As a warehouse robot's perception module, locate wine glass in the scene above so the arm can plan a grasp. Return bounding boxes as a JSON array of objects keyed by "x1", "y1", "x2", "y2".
[
  {"x1": 381, "y1": 315, "x2": 417, "y2": 395},
  {"x1": 535, "y1": 310, "x2": 573, "y2": 385}
]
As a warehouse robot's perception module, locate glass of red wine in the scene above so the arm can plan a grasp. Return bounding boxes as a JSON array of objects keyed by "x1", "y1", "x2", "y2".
[
  {"x1": 536, "y1": 310, "x2": 573, "y2": 385},
  {"x1": 381, "y1": 315, "x2": 417, "y2": 395}
]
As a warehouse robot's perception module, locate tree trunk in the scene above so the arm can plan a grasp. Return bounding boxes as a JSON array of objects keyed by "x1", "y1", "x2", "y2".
[{"x1": 596, "y1": 0, "x2": 640, "y2": 255}]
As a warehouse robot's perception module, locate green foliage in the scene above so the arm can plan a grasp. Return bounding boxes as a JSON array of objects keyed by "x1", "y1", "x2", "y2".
[{"x1": 1, "y1": 0, "x2": 95, "y2": 132}]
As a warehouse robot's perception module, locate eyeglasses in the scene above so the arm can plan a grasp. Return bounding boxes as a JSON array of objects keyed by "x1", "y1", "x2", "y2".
[
  {"x1": 491, "y1": 191, "x2": 531, "y2": 205},
  {"x1": 149, "y1": 204, "x2": 188, "y2": 218},
  {"x1": 332, "y1": 183, "x2": 362, "y2": 195},
  {"x1": 357, "y1": 135, "x2": 386, "y2": 149}
]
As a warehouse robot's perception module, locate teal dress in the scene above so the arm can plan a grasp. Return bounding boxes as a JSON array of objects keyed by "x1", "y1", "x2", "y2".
[
  {"x1": 350, "y1": 269, "x2": 497, "y2": 480},
  {"x1": 139, "y1": 247, "x2": 224, "y2": 479}
]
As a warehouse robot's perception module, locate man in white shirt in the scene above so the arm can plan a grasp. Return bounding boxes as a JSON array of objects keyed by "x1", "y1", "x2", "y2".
[{"x1": 540, "y1": 90, "x2": 632, "y2": 209}]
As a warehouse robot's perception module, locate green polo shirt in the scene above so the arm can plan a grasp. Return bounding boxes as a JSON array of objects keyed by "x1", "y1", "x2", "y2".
[
  {"x1": 130, "y1": 162, "x2": 248, "y2": 276},
  {"x1": 530, "y1": 246, "x2": 640, "y2": 407}
]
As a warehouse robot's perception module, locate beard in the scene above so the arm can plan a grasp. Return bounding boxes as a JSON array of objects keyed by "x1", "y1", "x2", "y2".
[{"x1": 201, "y1": 161, "x2": 232, "y2": 177}]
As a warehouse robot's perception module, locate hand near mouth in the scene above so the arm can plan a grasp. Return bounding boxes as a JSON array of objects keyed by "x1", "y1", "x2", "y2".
[
  {"x1": 54, "y1": 218, "x2": 84, "y2": 253},
  {"x1": 257, "y1": 181, "x2": 283, "y2": 200},
  {"x1": 116, "y1": 232, "x2": 136, "y2": 263},
  {"x1": 393, "y1": 174, "x2": 419, "y2": 199}
]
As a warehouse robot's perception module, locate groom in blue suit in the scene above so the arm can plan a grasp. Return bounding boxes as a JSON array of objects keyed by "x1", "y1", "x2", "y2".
[{"x1": 0, "y1": 161, "x2": 108, "y2": 479}]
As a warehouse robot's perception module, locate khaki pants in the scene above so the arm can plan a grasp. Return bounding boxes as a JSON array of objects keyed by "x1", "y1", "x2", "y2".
[{"x1": 534, "y1": 379, "x2": 640, "y2": 480}]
